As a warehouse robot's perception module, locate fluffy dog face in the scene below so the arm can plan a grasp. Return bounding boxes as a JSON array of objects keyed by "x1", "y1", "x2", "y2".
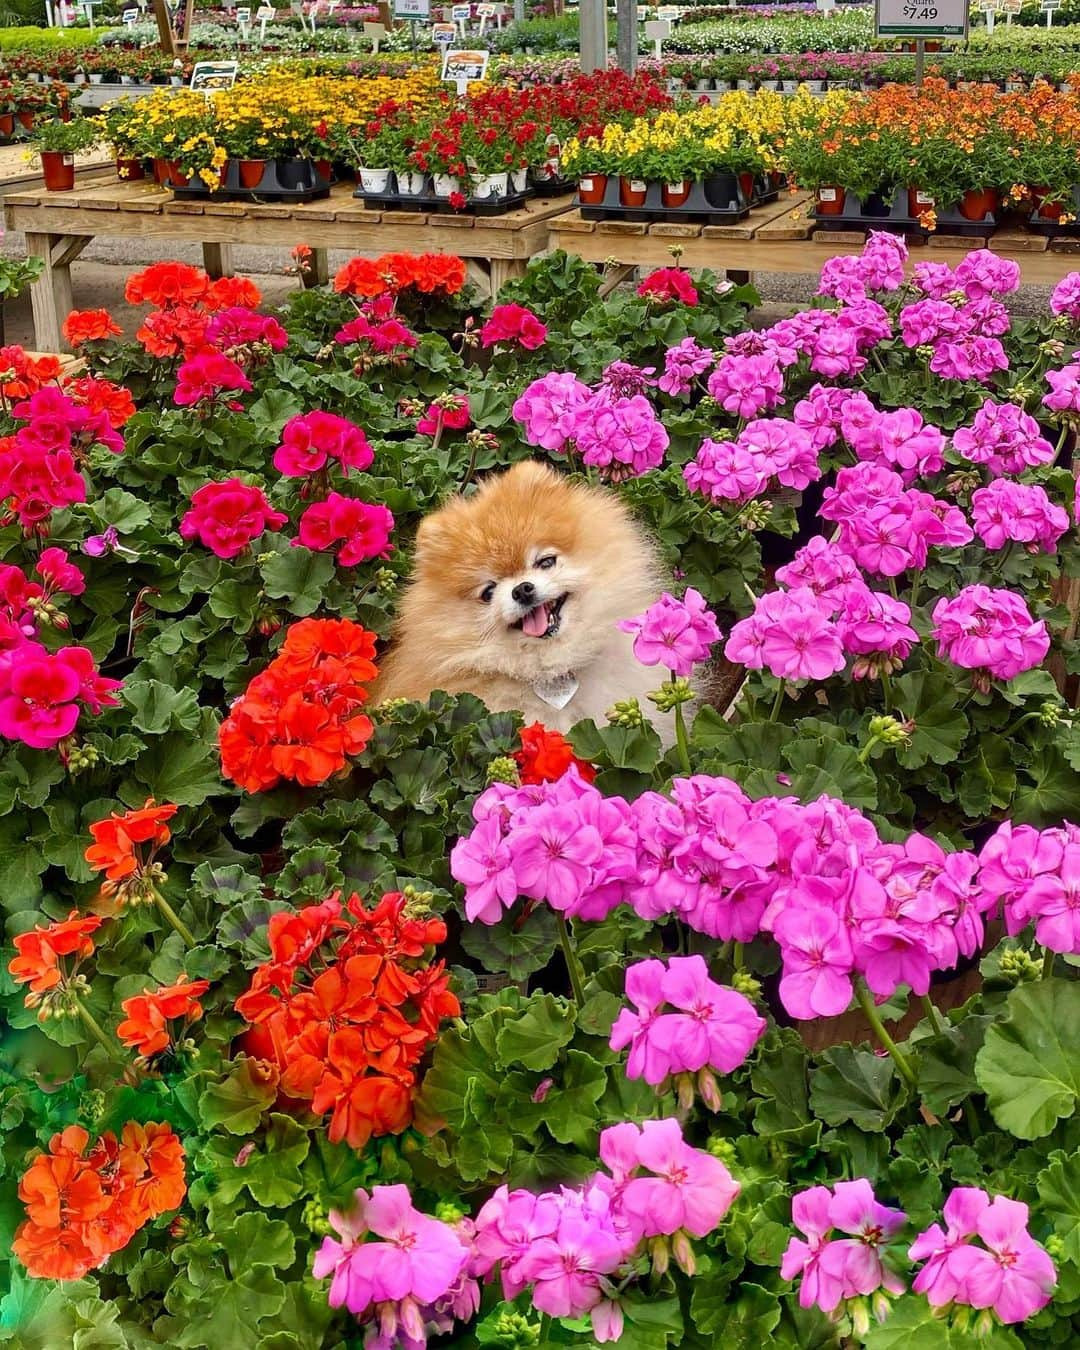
[{"x1": 403, "y1": 461, "x2": 659, "y2": 683}]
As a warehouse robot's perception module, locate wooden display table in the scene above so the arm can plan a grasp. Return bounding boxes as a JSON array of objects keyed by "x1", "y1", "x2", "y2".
[
  {"x1": 549, "y1": 192, "x2": 1080, "y2": 286},
  {"x1": 4, "y1": 175, "x2": 575, "y2": 352}
]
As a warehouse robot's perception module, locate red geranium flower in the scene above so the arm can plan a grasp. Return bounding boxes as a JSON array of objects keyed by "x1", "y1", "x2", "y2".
[{"x1": 513, "y1": 721, "x2": 596, "y2": 784}]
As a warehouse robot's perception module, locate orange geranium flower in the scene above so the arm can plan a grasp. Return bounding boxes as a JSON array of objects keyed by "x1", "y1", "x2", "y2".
[
  {"x1": 333, "y1": 256, "x2": 387, "y2": 298},
  {"x1": 13, "y1": 1121, "x2": 186, "y2": 1281},
  {"x1": 64, "y1": 375, "x2": 136, "y2": 429},
  {"x1": 117, "y1": 977, "x2": 210, "y2": 1058},
  {"x1": 61, "y1": 309, "x2": 122, "y2": 347},
  {"x1": 84, "y1": 799, "x2": 178, "y2": 888},
  {"x1": 513, "y1": 721, "x2": 596, "y2": 785},
  {"x1": 204, "y1": 275, "x2": 262, "y2": 311},
  {"x1": 124, "y1": 260, "x2": 208, "y2": 309},
  {"x1": 8, "y1": 912, "x2": 102, "y2": 998},
  {"x1": 135, "y1": 304, "x2": 209, "y2": 360},
  {"x1": 412, "y1": 253, "x2": 467, "y2": 295}
]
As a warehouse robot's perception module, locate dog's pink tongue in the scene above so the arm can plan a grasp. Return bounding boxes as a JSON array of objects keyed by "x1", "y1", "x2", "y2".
[{"x1": 522, "y1": 603, "x2": 549, "y2": 637}]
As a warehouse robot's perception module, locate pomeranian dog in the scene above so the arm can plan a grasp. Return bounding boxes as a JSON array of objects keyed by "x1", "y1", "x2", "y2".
[{"x1": 374, "y1": 461, "x2": 670, "y2": 733}]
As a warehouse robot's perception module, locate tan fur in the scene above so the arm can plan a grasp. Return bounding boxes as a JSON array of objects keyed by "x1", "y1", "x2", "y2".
[{"x1": 374, "y1": 461, "x2": 671, "y2": 733}]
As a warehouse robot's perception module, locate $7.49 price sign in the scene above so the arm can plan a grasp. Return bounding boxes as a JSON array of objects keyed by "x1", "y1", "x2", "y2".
[{"x1": 875, "y1": 0, "x2": 967, "y2": 36}]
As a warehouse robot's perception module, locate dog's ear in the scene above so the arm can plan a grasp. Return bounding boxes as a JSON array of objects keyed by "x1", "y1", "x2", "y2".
[{"x1": 413, "y1": 511, "x2": 447, "y2": 566}]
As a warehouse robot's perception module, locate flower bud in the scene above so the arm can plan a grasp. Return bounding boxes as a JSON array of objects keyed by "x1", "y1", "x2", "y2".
[
  {"x1": 737, "y1": 499, "x2": 772, "y2": 532},
  {"x1": 485, "y1": 756, "x2": 521, "y2": 787},
  {"x1": 675, "y1": 1072, "x2": 695, "y2": 1112},
  {"x1": 867, "y1": 714, "x2": 909, "y2": 747},
  {"x1": 731, "y1": 969, "x2": 762, "y2": 999},
  {"x1": 434, "y1": 1199, "x2": 467, "y2": 1223},
  {"x1": 375, "y1": 566, "x2": 398, "y2": 594},
  {"x1": 648, "y1": 676, "x2": 694, "y2": 712},
  {"x1": 871, "y1": 1290, "x2": 892, "y2": 1324},
  {"x1": 1039, "y1": 701, "x2": 1063, "y2": 727},
  {"x1": 997, "y1": 947, "x2": 1043, "y2": 985},
  {"x1": 648, "y1": 1235, "x2": 670, "y2": 1276},
  {"x1": 301, "y1": 1198, "x2": 332, "y2": 1236},
  {"x1": 848, "y1": 1296, "x2": 870, "y2": 1337},
  {"x1": 606, "y1": 697, "x2": 645, "y2": 729},
  {"x1": 697, "y1": 1067, "x2": 722, "y2": 1112},
  {"x1": 256, "y1": 610, "x2": 282, "y2": 637},
  {"x1": 672, "y1": 1229, "x2": 696, "y2": 1276},
  {"x1": 707, "y1": 1135, "x2": 737, "y2": 1163}
]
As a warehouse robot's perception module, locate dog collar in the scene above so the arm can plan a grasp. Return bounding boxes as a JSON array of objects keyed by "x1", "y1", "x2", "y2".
[{"x1": 532, "y1": 673, "x2": 579, "y2": 710}]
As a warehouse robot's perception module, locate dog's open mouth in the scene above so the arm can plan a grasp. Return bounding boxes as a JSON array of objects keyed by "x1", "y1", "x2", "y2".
[{"x1": 513, "y1": 593, "x2": 569, "y2": 639}]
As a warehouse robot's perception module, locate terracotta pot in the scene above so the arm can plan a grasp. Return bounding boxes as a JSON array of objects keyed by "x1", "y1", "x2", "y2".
[
  {"x1": 238, "y1": 158, "x2": 266, "y2": 189},
  {"x1": 815, "y1": 185, "x2": 845, "y2": 215},
  {"x1": 41, "y1": 150, "x2": 74, "y2": 192},
  {"x1": 958, "y1": 187, "x2": 999, "y2": 221},
  {"x1": 116, "y1": 156, "x2": 145, "y2": 181},
  {"x1": 314, "y1": 157, "x2": 332, "y2": 181},
  {"x1": 1029, "y1": 187, "x2": 1063, "y2": 221},
  {"x1": 164, "y1": 160, "x2": 189, "y2": 188},
  {"x1": 738, "y1": 170, "x2": 755, "y2": 202},
  {"x1": 152, "y1": 156, "x2": 170, "y2": 185},
  {"x1": 618, "y1": 175, "x2": 648, "y2": 207},
  {"x1": 16, "y1": 110, "x2": 34, "y2": 131},
  {"x1": 907, "y1": 187, "x2": 935, "y2": 218},
  {"x1": 662, "y1": 179, "x2": 692, "y2": 207},
  {"x1": 577, "y1": 172, "x2": 607, "y2": 204},
  {"x1": 0, "y1": 114, "x2": 13, "y2": 137}
]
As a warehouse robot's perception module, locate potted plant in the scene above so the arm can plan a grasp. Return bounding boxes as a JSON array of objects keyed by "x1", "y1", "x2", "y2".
[
  {"x1": 96, "y1": 99, "x2": 147, "y2": 182},
  {"x1": 32, "y1": 117, "x2": 100, "y2": 193}
]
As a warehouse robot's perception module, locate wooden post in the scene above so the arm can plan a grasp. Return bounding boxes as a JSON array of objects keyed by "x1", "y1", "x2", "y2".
[
  {"x1": 26, "y1": 232, "x2": 91, "y2": 353},
  {"x1": 615, "y1": 0, "x2": 636, "y2": 73},
  {"x1": 579, "y1": 0, "x2": 607, "y2": 72},
  {"x1": 150, "y1": 0, "x2": 177, "y2": 54},
  {"x1": 202, "y1": 242, "x2": 234, "y2": 279}
]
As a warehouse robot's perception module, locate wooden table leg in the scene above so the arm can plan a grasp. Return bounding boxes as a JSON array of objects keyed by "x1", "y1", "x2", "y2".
[
  {"x1": 487, "y1": 257, "x2": 526, "y2": 295},
  {"x1": 26, "y1": 231, "x2": 92, "y2": 353},
  {"x1": 302, "y1": 247, "x2": 330, "y2": 289},
  {"x1": 202, "y1": 242, "x2": 234, "y2": 280}
]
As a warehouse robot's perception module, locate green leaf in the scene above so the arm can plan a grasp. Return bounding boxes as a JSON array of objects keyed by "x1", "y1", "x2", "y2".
[
  {"x1": 892, "y1": 671, "x2": 970, "y2": 769},
  {"x1": 919, "y1": 1016, "x2": 992, "y2": 1117},
  {"x1": 260, "y1": 549, "x2": 336, "y2": 617},
  {"x1": 218, "y1": 1212, "x2": 295, "y2": 1273},
  {"x1": 197, "y1": 1056, "x2": 279, "y2": 1135},
  {"x1": 461, "y1": 907, "x2": 560, "y2": 981},
  {"x1": 1037, "y1": 1149, "x2": 1080, "y2": 1267},
  {"x1": 131, "y1": 708, "x2": 225, "y2": 807},
  {"x1": 691, "y1": 1274, "x2": 777, "y2": 1342},
  {"x1": 88, "y1": 486, "x2": 152, "y2": 533},
  {"x1": 192, "y1": 1113, "x2": 309, "y2": 1210},
  {"x1": 123, "y1": 679, "x2": 202, "y2": 735},
  {"x1": 1013, "y1": 747, "x2": 1080, "y2": 827},
  {"x1": 810, "y1": 1045, "x2": 905, "y2": 1131},
  {"x1": 568, "y1": 720, "x2": 663, "y2": 773},
  {"x1": 166, "y1": 1265, "x2": 287, "y2": 1349},
  {"x1": 528, "y1": 1049, "x2": 607, "y2": 1147},
  {"x1": 976, "y1": 979, "x2": 1080, "y2": 1139},
  {"x1": 494, "y1": 992, "x2": 576, "y2": 1072}
]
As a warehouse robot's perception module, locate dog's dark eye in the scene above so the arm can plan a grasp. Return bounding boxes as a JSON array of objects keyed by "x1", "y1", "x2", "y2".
[
  {"x1": 537, "y1": 555, "x2": 557, "y2": 570},
  {"x1": 479, "y1": 583, "x2": 495, "y2": 603}
]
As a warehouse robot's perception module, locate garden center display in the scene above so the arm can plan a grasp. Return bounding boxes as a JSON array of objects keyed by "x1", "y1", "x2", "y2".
[{"x1": 2, "y1": 236, "x2": 1080, "y2": 1349}]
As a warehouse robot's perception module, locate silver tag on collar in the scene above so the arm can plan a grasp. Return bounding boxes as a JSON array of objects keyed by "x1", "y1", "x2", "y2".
[{"x1": 532, "y1": 673, "x2": 579, "y2": 710}]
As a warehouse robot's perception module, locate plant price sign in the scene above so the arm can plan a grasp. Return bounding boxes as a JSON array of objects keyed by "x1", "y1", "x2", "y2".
[{"x1": 875, "y1": 0, "x2": 967, "y2": 37}]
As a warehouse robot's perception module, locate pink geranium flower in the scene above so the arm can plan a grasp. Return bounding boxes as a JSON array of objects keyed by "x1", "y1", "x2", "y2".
[
  {"x1": 783, "y1": 1180, "x2": 906, "y2": 1315},
  {"x1": 637, "y1": 268, "x2": 698, "y2": 306},
  {"x1": 614, "y1": 1118, "x2": 740, "y2": 1242},
  {"x1": 480, "y1": 303, "x2": 547, "y2": 350},
  {"x1": 173, "y1": 351, "x2": 252, "y2": 408},
  {"x1": 179, "y1": 478, "x2": 288, "y2": 559},
  {"x1": 618, "y1": 588, "x2": 721, "y2": 677},
  {"x1": 273, "y1": 410, "x2": 373, "y2": 478},
  {"x1": 295, "y1": 493, "x2": 394, "y2": 566}
]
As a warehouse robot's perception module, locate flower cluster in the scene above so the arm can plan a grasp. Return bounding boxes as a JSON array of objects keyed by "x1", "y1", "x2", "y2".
[
  {"x1": 480, "y1": 303, "x2": 547, "y2": 351},
  {"x1": 13, "y1": 1123, "x2": 186, "y2": 1280},
  {"x1": 685, "y1": 418, "x2": 819, "y2": 504},
  {"x1": 931, "y1": 586, "x2": 1050, "y2": 687},
  {"x1": 610, "y1": 955, "x2": 766, "y2": 1099},
  {"x1": 454, "y1": 772, "x2": 991, "y2": 1017},
  {"x1": 977, "y1": 820, "x2": 1080, "y2": 955},
  {"x1": 296, "y1": 493, "x2": 394, "y2": 567},
  {"x1": 218, "y1": 617, "x2": 377, "y2": 792},
  {"x1": 124, "y1": 261, "x2": 272, "y2": 365},
  {"x1": 970, "y1": 480, "x2": 1069, "y2": 554},
  {"x1": 472, "y1": 1118, "x2": 738, "y2": 1339},
  {"x1": 179, "y1": 478, "x2": 287, "y2": 559},
  {"x1": 333, "y1": 251, "x2": 466, "y2": 300},
  {"x1": 273, "y1": 410, "x2": 374, "y2": 481},
  {"x1": 782, "y1": 1180, "x2": 906, "y2": 1318},
  {"x1": 953, "y1": 400, "x2": 1057, "y2": 477},
  {"x1": 512, "y1": 721, "x2": 596, "y2": 785},
  {"x1": 314, "y1": 1185, "x2": 477, "y2": 1350},
  {"x1": 84, "y1": 799, "x2": 177, "y2": 906},
  {"x1": 117, "y1": 976, "x2": 209, "y2": 1061},
  {"x1": 9, "y1": 911, "x2": 102, "y2": 1013},
  {"x1": 619, "y1": 588, "x2": 721, "y2": 677},
  {"x1": 235, "y1": 890, "x2": 458, "y2": 1148}
]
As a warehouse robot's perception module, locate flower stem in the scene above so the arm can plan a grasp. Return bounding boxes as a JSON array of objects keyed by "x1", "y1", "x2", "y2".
[
  {"x1": 151, "y1": 886, "x2": 196, "y2": 948},
  {"x1": 733, "y1": 941, "x2": 745, "y2": 971},
  {"x1": 73, "y1": 996, "x2": 119, "y2": 1059},
  {"x1": 855, "y1": 978, "x2": 918, "y2": 1093},
  {"x1": 1043, "y1": 947, "x2": 1057, "y2": 979},
  {"x1": 556, "y1": 912, "x2": 586, "y2": 1005},
  {"x1": 919, "y1": 994, "x2": 945, "y2": 1035},
  {"x1": 673, "y1": 702, "x2": 692, "y2": 775},
  {"x1": 768, "y1": 681, "x2": 786, "y2": 723}
]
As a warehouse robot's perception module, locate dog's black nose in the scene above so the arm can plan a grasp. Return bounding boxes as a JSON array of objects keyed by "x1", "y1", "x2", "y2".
[{"x1": 512, "y1": 581, "x2": 537, "y2": 606}]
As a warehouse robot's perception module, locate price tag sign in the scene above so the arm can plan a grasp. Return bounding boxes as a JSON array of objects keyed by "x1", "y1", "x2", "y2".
[
  {"x1": 190, "y1": 59, "x2": 240, "y2": 90},
  {"x1": 999, "y1": 0, "x2": 1022, "y2": 11},
  {"x1": 451, "y1": 0, "x2": 470, "y2": 25},
  {"x1": 643, "y1": 16, "x2": 670, "y2": 53},
  {"x1": 121, "y1": 6, "x2": 138, "y2": 21},
  {"x1": 394, "y1": 0, "x2": 430, "y2": 15},
  {"x1": 363, "y1": 18, "x2": 387, "y2": 46},
  {"x1": 255, "y1": 4, "x2": 275, "y2": 14},
  {"x1": 875, "y1": 0, "x2": 967, "y2": 37},
  {"x1": 432, "y1": 20, "x2": 456, "y2": 40},
  {"x1": 442, "y1": 46, "x2": 489, "y2": 92}
]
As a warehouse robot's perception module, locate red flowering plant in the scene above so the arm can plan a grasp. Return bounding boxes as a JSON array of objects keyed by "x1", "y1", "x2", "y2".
[{"x1": 234, "y1": 890, "x2": 458, "y2": 1148}]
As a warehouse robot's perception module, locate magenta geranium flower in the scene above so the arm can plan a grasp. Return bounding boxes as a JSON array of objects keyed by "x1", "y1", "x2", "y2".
[
  {"x1": 783, "y1": 1180, "x2": 906, "y2": 1315},
  {"x1": 480, "y1": 303, "x2": 547, "y2": 350},
  {"x1": 294, "y1": 493, "x2": 394, "y2": 566},
  {"x1": 173, "y1": 351, "x2": 252, "y2": 408},
  {"x1": 179, "y1": 478, "x2": 288, "y2": 559},
  {"x1": 931, "y1": 585, "x2": 1050, "y2": 684},
  {"x1": 618, "y1": 588, "x2": 720, "y2": 677},
  {"x1": 273, "y1": 410, "x2": 373, "y2": 478}
]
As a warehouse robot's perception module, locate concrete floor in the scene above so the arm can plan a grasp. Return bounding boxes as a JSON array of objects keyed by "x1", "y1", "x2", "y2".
[{"x1": 0, "y1": 227, "x2": 1059, "y2": 348}]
